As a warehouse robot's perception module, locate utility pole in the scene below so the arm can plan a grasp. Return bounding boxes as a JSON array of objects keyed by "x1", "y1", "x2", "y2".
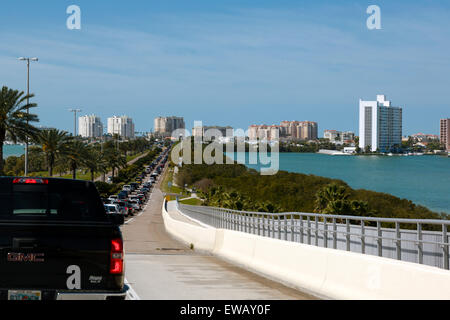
[
  {"x1": 18, "y1": 57, "x2": 38, "y2": 176},
  {"x1": 69, "y1": 109, "x2": 82, "y2": 137}
]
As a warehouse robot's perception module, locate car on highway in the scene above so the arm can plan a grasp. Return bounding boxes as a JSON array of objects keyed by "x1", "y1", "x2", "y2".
[
  {"x1": 104, "y1": 204, "x2": 121, "y2": 215},
  {"x1": 0, "y1": 177, "x2": 127, "y2": 300},
  {"x1": 130, "y1": 182, "x2": 139, "y2": 191},
  {"x1": 112, "y1": 200, "x2": 128, "y2": 216},
  {"x1": 128, "y1": 200, "x2": 140, "y2": 212}
]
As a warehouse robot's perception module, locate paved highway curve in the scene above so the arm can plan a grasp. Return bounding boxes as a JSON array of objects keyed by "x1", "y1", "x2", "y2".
[{"x1": 121, "y1": 164, "x2": 316, "y2": 300}]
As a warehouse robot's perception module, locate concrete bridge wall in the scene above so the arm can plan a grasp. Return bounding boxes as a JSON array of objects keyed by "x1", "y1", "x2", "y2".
[{"x1": 162, "y1": 200, "x2": 450, "y2": 299}]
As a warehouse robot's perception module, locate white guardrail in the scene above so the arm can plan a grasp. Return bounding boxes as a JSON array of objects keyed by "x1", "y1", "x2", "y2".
[{"x1": 162, "y1": 199, "x2": 450, "y2": 300}]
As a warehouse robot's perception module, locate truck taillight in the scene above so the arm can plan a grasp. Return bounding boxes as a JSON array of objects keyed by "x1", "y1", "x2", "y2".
[
  {"x1": 110, "y1": 238, "x2": 123, "y2": 275},
  {"x1": 13, "y1": 178, "x2": 48, "y2": 184}
]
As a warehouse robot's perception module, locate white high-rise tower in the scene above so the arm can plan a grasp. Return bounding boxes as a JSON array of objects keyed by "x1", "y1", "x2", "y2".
[
  {"x1": 78, "y1": 115, "x2": 103, "y2": 138},
  {"x1": 107, "y1": 116, "x2": 135, "y2": 139},
  {"x1": 359, "y1": 95, "x2": 402, "y2": 152}
]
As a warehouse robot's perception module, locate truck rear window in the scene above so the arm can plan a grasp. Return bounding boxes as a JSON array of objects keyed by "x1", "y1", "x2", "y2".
[{"x1": 0, "y1": 178, "x2": 107, "y2": 222}]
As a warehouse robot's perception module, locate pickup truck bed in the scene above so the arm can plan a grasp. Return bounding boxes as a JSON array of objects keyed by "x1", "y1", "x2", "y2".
[{"x1": 0, "y1": 177, "x2": 126, "y2": 300}]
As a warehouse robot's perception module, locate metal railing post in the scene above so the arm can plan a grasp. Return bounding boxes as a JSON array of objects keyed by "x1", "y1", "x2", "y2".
[
  {"x1": 307, "y1": 216, "x2": 311, "y2": 245},
  {"x1": 443, "y1": 224, "x2": 449, "y2": 270},
  {"x1": 284, "y1": 215, "x2": 288, "y2": 241},
  {"x1": 332, "y1": 218, "x2": 337, "y2": 249},
  {"x1": 361, "y1": 220, "x2": 365, "y2": 254},
  {"x1": 245, "y1": 213, "x2": 248, "y2": 233},
  {"x1": 262, "y1": 215, "x2": 266, "y2": 237},
  {"x1": 377, "y1": 221, "x2": 382, "y2": 257},
  {"x1": 290, "y1": 215, "x2": 294, "y2": 242},
  {"x1": 257, "y1": 215, "x2": 261, "y2": 236},
  {"x1": 299, "y1": 215, "x2": 304, "y2": 244},
  {"x1": 278, "y1": 216, "x2": 282, "y2": 240},
  {"x1": 323, "y1": 217, "x2": 328, "y2": 248},
  {"x1": 346, "y1": 219, "x2": 350, "y2": 251},
  {"x1": 417, "y1": 223, "x2": 423, "y2": 264},
  {"x1": 315, "y1": 216, "x2": 319, "y2": 246},
  {"x1": 272, "y1": 215, "x2": 275, "y2": 239},
  {"x1": 396, "y1": 222, "x2": 401, "y2": 260}
]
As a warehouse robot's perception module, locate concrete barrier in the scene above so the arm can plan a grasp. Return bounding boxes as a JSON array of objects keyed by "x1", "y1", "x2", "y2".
[
  {"x1": 163, "y1": 200, "x2": 450, "y2": 299},
  {"x1": 162, "y1": 202, "x2": 216, "y2": 252}
]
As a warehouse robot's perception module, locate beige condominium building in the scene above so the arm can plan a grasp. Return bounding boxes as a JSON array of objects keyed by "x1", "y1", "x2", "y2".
[
  {"x1": 280, "y1": 121, "x2": 318, "y2": 140},
  {"x1": 441, "y1": 118, "x2": 450, "y2": 151},
  {"x1": 154, "y1": 116, "x2": 185, "y2": 138},
  {"x1": 248, "y1": 125, "x2": 280, "y2": 141}
]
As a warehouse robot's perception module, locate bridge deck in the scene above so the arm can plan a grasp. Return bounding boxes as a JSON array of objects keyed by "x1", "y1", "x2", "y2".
[{"x1": 121, "y1": 175, "x2": 316, "y2": 300}]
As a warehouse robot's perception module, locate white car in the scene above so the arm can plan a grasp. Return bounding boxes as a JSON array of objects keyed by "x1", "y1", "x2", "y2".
[
  {"x1": 108, "y1": 195, "x2": 118, "y2": 201},
  {"x1": 104, "y1": 204, "x2": 120, "y2": 214},
  {"x1": 123, "y1": 185, "x2": 132, "y2": 192}
]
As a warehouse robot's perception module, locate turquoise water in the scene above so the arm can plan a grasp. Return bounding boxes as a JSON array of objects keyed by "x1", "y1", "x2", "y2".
[
  {"x1": 227, "y1": 152, "x2": 450, "y2": 214},
  {"x1": 3, "y1": 145, "x2": 25, "y2": 158}
]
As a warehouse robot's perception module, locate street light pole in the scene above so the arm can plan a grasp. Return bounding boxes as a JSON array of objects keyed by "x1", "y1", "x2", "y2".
[
  {"x1": 18, "y1": 57, "x2": 38, "y2": 176},
  {"x1": 69, "y1": 109, "x2": 82, "y2": 137}
]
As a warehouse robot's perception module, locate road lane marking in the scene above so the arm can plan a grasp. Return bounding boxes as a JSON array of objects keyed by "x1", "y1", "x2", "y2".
[{"x1": 125, "y1": 278, "x2": 141, "y2": 300}]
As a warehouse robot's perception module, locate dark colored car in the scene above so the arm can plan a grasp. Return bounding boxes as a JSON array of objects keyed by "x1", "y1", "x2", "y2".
[{"x1": 0, "y1": 177, "x2": 127, "y2": 300}]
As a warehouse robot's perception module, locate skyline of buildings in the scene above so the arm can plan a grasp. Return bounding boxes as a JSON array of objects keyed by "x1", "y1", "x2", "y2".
[
  {"x1": 359, "y1": 95, "x2": 403, "y2": 153},
  {"x1": 72, "y1": 104, "x2": 446, "y2": 151}
]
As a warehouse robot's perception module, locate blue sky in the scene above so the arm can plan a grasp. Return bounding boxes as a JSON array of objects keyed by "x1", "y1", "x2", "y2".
[{"x1": 1, "y1": 0, "x2": 449, "y2": 136}]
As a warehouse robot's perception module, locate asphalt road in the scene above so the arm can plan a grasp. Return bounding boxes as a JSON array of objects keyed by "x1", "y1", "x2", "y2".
[{"x1": 121, "y1": 166, "x2": 316, "y2": 300}]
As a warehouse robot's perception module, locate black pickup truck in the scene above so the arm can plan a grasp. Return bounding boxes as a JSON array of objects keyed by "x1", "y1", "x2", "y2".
[{"x1": 0, "y1": 177, "x2": 127, "y2": 300}]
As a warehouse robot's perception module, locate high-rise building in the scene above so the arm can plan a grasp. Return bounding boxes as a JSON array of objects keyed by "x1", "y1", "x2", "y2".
[
  {"x1": 107, "y1": 116, "x2": 135, "y2": 139},
  {"x1": 193, "y1": 125, "x2": 234, "y2": 141},
  {"x1": 324, "y1": 130, "x2": 340, "y2": 142},
  {"x1": 154, "y1": 116, "x2": 185, "y2": 138},
  {"x1": 279, "y1": 121, "x2": 318, "y2": 140},
  {"x1": 295, "y1": 121, "x2": 318, "y2": 140},
  {"x1": 78, "y1": 115, "x2": 103, "y2": 138},
  {"x1": 324, "y1": 130, "x2": 355, "y2": 144},
  {"x1": 441, "y1": 118, "x2": 450, "y2": 151},
  {"x1": 248, "y1": 125, "x2": 280, "y2": 141},
  {"x1": 359, "y1": 95, "x2": 402, "y2": 152}
]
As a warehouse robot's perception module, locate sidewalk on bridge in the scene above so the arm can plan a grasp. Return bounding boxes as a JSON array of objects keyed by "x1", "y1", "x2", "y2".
[{"x1": 165, "y1": 200, "x2": 204, "y2": 228}]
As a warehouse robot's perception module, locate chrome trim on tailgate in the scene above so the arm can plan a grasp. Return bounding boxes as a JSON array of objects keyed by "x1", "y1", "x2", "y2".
[{"x1": 56, "y1": 285, "x2": 128, "y2": 300}]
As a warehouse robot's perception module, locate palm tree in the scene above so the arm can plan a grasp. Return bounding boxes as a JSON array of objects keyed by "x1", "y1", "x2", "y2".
[
  {"x1": 35, "y1": 128, "x2": 72, "y2": 176},
  {"x1": 314, "y1": 183, "x2": 350, "y2": 214},
  {"x1": 104, "y1": 149, "x2": 126, "y2": 180},
  {"x1": 65, "y1": 140, "x2": 89, "y2": 179},
  {"x1": 0, "y1": 86, "x2": 39, "y2": 174},
  {"x1": 84, "y1": 147, "x2": 108, "y2": 181}
]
